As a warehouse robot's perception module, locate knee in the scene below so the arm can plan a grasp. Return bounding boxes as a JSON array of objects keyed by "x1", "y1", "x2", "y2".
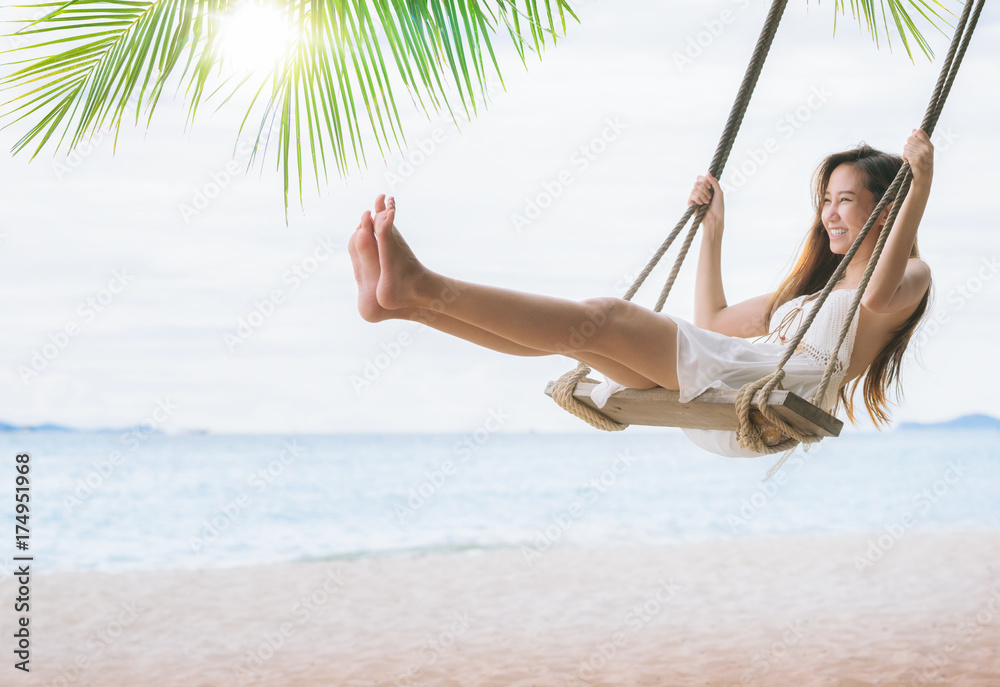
[
  {"x1": 581, "y1": 297, "x2": 626, "y2": 328},
  {"x1": 568, "y1": 297, "x2": 627, "y2": 352}
]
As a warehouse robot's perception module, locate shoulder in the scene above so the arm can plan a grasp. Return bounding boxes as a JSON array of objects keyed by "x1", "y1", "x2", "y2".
[
  {"x1": 903, "y1": 257, "x2": 932, "y2": 303},
  {"x1": 908, "y1": 257, "x2": 932, "y2": 285},
  {"x1": 861, "y1": 258, "x2": 931, "y2": 316}
]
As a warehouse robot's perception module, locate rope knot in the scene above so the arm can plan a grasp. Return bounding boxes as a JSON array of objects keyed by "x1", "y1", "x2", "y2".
[{"x1": 551, "y1": 362, "x2": 628, "y2": 432}]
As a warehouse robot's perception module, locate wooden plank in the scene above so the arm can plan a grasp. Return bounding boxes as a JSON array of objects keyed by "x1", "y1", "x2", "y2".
[{"x1": 544, "y1": 381, "x2": 843, "y2": 438}]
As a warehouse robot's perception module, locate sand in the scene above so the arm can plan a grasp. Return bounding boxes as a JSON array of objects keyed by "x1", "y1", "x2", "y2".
[{"x1": 4, "y1": 530, "x2": 999, "y2": 686}]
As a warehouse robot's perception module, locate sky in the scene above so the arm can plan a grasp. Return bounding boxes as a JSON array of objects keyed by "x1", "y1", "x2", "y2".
[{"x1": 0, "y1": 0, "x2": 997, "y2": 435}]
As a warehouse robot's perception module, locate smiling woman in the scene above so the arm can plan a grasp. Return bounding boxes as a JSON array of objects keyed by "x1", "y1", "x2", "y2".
[{"x1": 342, "y1": 0, "x2": 984, "y2": 479}]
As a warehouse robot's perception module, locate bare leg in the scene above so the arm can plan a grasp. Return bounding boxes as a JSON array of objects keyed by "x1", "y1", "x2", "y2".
[
  {"x1": 348, "y1": 204, "x2": 658, "y2": 388},
  {"x1": 366, "y1": 195, "x2": 680, "y2": 392}
]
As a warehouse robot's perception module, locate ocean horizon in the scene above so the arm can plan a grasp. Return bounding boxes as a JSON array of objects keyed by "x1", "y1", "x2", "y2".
[{"x1": 3, "y1": 427, "x2": 996, "y2": 575}]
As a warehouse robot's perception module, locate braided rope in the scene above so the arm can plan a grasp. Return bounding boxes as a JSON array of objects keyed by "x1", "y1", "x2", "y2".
[
  {"x1": 551, "y1": 362, "x2": 628, "y2": 430},
  {"x1": 733, "y1": 167, "x2": 910, "y2": 454},
  {"x1": 812, "y1": 0, "x2": 984, "y2": 409},
  {"x1": 551, "y1": 0, "x2": 983, "y2": 451},
  {"x1": 745, "y1": 0, "x2": 984, "y2": 473},
  {"x1": 551, "y1": 0, "x2": 790, "y2": 427},
  {"x1": 655, "y1": 0, "x2": 792, "y2": 311}
]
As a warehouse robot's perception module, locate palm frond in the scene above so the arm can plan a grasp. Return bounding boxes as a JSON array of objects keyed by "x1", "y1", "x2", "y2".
[
  {"x1": 832, "y1": 0, "x2": 958, "y2": 60},
  {"x1": 1, "y1": 0, "x2": 576, "y2": 218},
  {"x1": 0, "y1": 1, "x2": 958, "y2": 219}
]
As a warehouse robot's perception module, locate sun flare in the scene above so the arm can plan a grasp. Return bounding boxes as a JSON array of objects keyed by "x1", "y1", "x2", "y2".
[{"x1": 219, "y1": 1, "x2": 299, "y2": 73}]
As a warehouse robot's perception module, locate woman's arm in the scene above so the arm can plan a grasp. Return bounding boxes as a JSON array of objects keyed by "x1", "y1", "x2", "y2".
[
  {"x1": 691, "y1": 173, "x2": 730, "y2": 330},
  {"x1": 689, "y1": 173, "x2": 774, "y2": 337},
  {"x1": 861, "y1": 129, "x2": 934, "y2": 313}
]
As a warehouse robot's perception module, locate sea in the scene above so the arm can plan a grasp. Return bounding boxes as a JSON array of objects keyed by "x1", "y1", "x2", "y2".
[{"x1": 1, "y1": 428, "x2": 997, "y2": 574}]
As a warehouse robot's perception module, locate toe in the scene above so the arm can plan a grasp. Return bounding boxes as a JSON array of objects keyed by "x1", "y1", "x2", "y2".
[
  {"x1": 375, "y1": 194, "x2": 386, "y2": 214},
  {"x1": 356, "y1": 223, "x2": 378, "y2": 256},
  {"x1": 361, "y1": 210, "x2": 374, "y2": 232},
  {"x1": 372, "y1": 207, "x2": 391, "y2": 239}
]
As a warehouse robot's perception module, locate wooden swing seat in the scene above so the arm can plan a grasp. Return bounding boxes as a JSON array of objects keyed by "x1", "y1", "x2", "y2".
[{"x1": 544, "y1": 380, "x2": 843, "y2": 439}]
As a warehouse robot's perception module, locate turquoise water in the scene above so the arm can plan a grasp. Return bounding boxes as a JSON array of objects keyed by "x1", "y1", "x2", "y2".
[{"x1": 0, "y1": 429, "x2": 996, "y2": 573}]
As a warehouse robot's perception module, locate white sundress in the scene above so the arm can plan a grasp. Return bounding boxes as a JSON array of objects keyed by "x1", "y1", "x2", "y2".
[{"x1": 589, "y1": 288, "x2": 861, "y2": 461}]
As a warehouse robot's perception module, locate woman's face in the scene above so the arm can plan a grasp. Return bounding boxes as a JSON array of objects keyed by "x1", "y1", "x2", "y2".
[{"x1": 821, "y1": 163, "x2": 886, "y2": 254}]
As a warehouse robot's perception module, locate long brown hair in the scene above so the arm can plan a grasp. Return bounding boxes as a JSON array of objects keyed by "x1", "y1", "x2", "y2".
[{"x1": 762, "y1": 143, "x2": 932, "y2": 428}]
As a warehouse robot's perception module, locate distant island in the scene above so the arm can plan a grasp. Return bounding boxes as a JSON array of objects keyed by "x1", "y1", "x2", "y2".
[
  {"x1": 0, "y1": 421, "x2": 165, "y2": 434},
  {"x1": 0, "y1": 421, "x2": 77, "y2": 433},
  {"x1": 897, "y1": 413, "x2": 999, "y2": 431},
  {"x1": 0, "y1": 414, "x2": 996, "y2": 433}
]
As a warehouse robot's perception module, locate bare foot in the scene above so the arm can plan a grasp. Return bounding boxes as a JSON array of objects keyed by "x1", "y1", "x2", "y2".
[
  {"x1": 372, "y1": 194, "x2": 431, "y2": 310},
  {"x1": 348, "y1": 209, "x2": 392, "y2": 323}
]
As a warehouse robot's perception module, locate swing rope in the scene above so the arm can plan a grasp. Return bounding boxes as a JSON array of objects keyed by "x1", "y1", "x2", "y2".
[
  {"x1": 746, "y1": 0, "x2": 985, "y2": 479},
  {"x1": 551, "y1": 0, "x2": 792, "y2": 432},
  {"x1": 551, "y1": 0, "x2": 984, "y2": 460}
]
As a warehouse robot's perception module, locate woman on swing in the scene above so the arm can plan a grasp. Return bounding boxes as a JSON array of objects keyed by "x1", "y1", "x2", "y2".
[{"x1": 348, "y1": 129, "x2": 934, "y2": 456}]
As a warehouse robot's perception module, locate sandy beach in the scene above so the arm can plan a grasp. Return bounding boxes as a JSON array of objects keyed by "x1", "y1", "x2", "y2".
[{"x1": 6, "y1": 530, "x2": 999, "y2": 686}]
